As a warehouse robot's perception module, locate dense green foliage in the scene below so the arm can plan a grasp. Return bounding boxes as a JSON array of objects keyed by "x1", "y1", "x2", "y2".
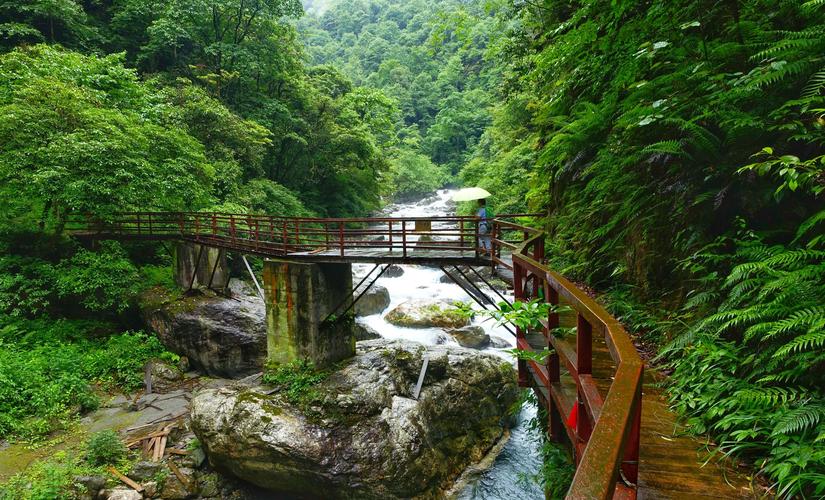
[
  {"x1": 0, "y1": 0, "x2": 406, "y2": 450},
  {"x1": 1, "y1": 0, "x2": 823, "y2": 496},
  {"x1": 298, "y1": 0, "x2": 505, "y2": 196},
  {"x1": 86, "y1": 430, "x2": 127, "y2": 466},
  {"x1": 1, "y1": 433, "x2": 139, "y2": 500},
  {"x1": 456, "y1": 0, "x2": 825, "y2": 495},
  {"x1": 0, "y1": 318, "x2": 170, "y2": 439},
  {"x1": 262, "y1": 359, "x2": 330, "y2": 408}
]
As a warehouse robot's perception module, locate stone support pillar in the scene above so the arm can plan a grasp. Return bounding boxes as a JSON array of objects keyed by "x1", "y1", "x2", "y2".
[
  {"x1": 263, "y1": 260, "x2": 355, "y2": 368},
  {"x1": 173, "y1": 243, "x2": 230, "y2": 290}
]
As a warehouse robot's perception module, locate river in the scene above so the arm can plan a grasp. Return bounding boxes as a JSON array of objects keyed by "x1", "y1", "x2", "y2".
[{"x1": 356, "y1": 189, "x2": 544, "y2": 499}]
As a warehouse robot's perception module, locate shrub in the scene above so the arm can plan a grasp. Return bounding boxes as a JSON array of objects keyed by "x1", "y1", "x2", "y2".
[
  {"x1": 262, "y1": 360, "x2": 329, "y2": 407},
  {"x1": 86, "y1": 430, "x2": 126, "y2": 466}
]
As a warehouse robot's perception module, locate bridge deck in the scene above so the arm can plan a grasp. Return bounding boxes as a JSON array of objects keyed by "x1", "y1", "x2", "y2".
[
  {"x1": 525, "y1": 321, "x2": 759, "y2": 499},
  {"x1": 68, "y1": 212, "x2": 506, "y2": 267}
]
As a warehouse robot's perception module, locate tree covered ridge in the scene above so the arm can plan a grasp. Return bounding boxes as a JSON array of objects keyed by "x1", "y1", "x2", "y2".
[
  {"x1": 455, "y1": 0, "x2": 824, "y2": 496},
  {"x1": 298, "y1": 0, "x2": 509, "y2": 198},
  {"x1": 0, "y1": 0, "x2": 406, "y2": 221}
]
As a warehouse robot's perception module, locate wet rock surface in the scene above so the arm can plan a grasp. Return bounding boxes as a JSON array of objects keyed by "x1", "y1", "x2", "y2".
[
  {"x1": 140, "y1": 280, "x2": 266, "y2": 378},
  {"x1": 383, "y1": 264, "x2": 405, "y2": 278},
  {"x1": 384, "y1": 299, "x2": 469, "y2": 329},
  {"x1": 354, "y1": 285, "x2": 390, "y2": 316},
  {"x1": 190, "y1": 339, "x2": 518, "y2": 499},
  {"x1": 353, "y1": 321, "x2": 381, "y2": 341},
  {"x1": 448, "y1": 326, "x2": 491, "y2": 349}
]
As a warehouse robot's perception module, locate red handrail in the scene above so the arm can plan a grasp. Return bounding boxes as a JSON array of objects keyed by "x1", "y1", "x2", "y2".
[
  {"x1": 511, "y1": 232, "x2": 643, "y2": 499},
  {"x1": 65, "y1": 212, "x2": 538, "y2": 260}
]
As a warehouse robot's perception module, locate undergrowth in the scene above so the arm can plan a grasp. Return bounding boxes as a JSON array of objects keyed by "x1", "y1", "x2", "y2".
[
  {"x1": 0, "y1": 432, "x2": 137, "y2": 500},
  {"x1": 262, "y1": 360, "x2": 330, "y2": 408},
  {"x1": 514, "y1": 389, "x2": 575, "y2": 498},
  {"x1": 0, "y1": 318, "x2": 171, "y2": 440}
]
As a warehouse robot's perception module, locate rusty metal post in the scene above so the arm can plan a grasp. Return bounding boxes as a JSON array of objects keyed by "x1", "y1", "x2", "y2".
[
  {"x1": 534, "y1": 235, "x2": 545, "y2": 263},
  {"x1": 546, "y1": 283, "x2": 563, "y2": 442},
  {"x1": 388, "y1": 220, "x2": 393, "y2": 252},
  {"x1": 474, "y1": 219, "x2": 480, "y2": 259},
  {"x1": 295, "y1": 221, "x2": 301, "y2": 249},
  {"x1": 513, "y1": 260, "x2": 528, "y2": 387},
  {"x1": 576, "y1": 313, "x2": 593, "y2": 453},
  {"x1": 402, "y1": 220, "x2": 407, "y2": 258},
  {"x1": 622, "y1": 369, "x2": 643, "y2": 485},
  {"x1": 339, "y1": 221, "x2": 345, "y2": 257}
]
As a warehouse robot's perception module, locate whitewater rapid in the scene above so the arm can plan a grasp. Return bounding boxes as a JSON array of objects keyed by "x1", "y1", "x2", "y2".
[{"x1": 357, "y1": 189, "x2": 544, "y2": 499}]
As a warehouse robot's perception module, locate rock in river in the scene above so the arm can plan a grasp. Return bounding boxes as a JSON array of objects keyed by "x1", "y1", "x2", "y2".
[
  {"x1": 190, "y1": 339, "x2": 518, "y2": 499},
  {"x1": 353, "y1": 321, "x2": 381, "y2": 341},
  {"x1": 448, "y1": 326, "x2": 491, "y2": 349},
  {"x1": 354, "y1": 285, "x2": 390, "y2": 316},
  {"x1": 140, "y1": 280, "x2": 266, "y2": 378},
  {"x1": 384, "y1": 299, "x2": 469, "y2": 329}
]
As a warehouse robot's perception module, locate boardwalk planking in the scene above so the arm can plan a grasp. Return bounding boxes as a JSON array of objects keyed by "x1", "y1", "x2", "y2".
[{"x1": 525, "y1": 308, "x2": 761, "y2": 499}]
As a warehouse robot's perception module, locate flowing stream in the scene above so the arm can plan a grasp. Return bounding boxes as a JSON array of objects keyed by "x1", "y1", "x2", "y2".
[{"x1": 356, "y1": 189, "x2": 544, "y2": 499}]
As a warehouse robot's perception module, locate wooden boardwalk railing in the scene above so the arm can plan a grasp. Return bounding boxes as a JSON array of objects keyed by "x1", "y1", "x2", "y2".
[{"x1": 500, "y1": 220, "x2": 644, "y2": 499}]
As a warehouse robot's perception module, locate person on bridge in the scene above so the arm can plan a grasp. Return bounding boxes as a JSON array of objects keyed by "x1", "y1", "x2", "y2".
[{"x1": 477, "y1": 199, "x2": 492, "y2": 255}]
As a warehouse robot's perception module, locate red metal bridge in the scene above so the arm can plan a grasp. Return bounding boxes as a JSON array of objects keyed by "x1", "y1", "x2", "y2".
[{"x1": 69, "y1": 212, "x2": 757, "y2": 499}]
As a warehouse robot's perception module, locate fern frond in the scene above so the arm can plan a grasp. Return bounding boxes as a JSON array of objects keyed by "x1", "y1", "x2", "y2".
[
  {"x1": 802, "y1": 0, "x2": 825, "y2": 10},
  {"x1": 794, "y1": 209, "x2": 825, "y2": 246},
  {"x1": 641, "y1": 140, "x2": 686, "y2": 157},
  {"x1": 762, "y1": 249, "x2": 825, "y2": 268},
  {"x1": 773, "y1": 330, "x2": 825, "y2": 357},
  {"x1": 802, "y1": 68, "x2": 825, "y2": 99},
  {"x1": 747, "y1": 60, "x2": 818, "y2": 89},
  {"x1": 735, "y1": 387, "x2": 803, "y2": 407},
  {"x1": 751, "y1": 38, "x2": 823, "y2": 61},
  {"x1": 773, "y1": 404, "x2": 825, "y2": 435}
]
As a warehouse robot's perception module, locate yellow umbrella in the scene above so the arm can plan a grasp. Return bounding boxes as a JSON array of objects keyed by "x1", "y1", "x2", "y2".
[{"x1": 452, "y1": 187, "x2": 491, "y2": 202}]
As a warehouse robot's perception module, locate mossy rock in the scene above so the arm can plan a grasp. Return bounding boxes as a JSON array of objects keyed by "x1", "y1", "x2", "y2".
[{"x1": 384, "y1": 300, "x2": 469, "y2": 329}]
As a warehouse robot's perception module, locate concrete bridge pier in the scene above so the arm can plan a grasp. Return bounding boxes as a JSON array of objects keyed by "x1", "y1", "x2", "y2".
[
  {"x1": 174, "y1": 243, "x2": 230, "y2": 290},
  {"x1": 263, "y1": 260, "x2": 355, "y2": 368}
]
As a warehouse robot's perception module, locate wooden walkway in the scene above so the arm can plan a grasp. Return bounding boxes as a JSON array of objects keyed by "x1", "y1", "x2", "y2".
[
  {"x1": 67, "y1": 212, "x2": 504, "y2": 267},
  {"x1": 525, "y1": 320, "x2": 760, "y2": 499}
]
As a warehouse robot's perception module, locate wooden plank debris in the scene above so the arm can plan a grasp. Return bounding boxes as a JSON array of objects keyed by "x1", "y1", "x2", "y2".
[
  {"x1": 107, "y1": 466, "x2": 144, "y2": 493},
  {"x1": 168, "y1": 460, "x2": 192, "y2": 492}
]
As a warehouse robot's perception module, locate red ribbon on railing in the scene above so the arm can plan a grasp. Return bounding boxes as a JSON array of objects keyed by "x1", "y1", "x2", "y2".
[{"x1": 567, "y1": 397, "x2": 578, "y2": 429}]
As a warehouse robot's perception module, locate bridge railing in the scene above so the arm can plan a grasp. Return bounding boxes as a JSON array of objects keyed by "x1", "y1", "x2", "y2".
[
  {"x1": 67, "y1": 212, "x2": 537, "y2": 260},
  {"x1": 502, "y1": 221, "x2": 643, "y2": 499}
]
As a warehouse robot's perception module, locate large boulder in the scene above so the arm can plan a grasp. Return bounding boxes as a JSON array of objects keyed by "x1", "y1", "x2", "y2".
[
  {"x1": 140, "y1": 280, "x2": 266, "y2": 378},
  {"x1": 384, "y1": 299, "x2": 469, "y2": 329},
  {"x1": 354, "y1": 285, "x2": 390, "y2": 316},
  {"x1": 190, "y1": 340, "x2": 518, "y2": 499}
]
